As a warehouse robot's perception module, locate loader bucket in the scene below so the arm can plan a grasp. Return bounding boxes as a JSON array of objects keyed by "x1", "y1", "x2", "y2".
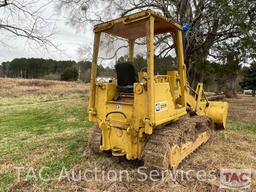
[{"x1": 205, "y1": 101, "x2": 228, "y2": 129}]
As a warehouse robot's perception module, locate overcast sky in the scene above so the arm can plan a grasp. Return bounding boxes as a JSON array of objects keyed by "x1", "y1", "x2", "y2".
[{"x1": 0, "y1": 0, "x2": 93, "y2": 64}]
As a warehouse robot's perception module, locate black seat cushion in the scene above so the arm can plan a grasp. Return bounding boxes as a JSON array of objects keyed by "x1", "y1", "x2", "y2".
[{"x1": 115, "y1": 62, "x2": 137, "y2": 93}]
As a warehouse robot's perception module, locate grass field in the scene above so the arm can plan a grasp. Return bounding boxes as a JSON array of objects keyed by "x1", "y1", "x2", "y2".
[{"x1": 0, "y1": 78, "x2": 255, "y2": 191}]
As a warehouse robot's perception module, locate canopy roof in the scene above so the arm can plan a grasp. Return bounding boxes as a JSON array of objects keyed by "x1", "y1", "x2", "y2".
[{"x1": 93, "y1": 10, "x2": 182, "y2": 40}]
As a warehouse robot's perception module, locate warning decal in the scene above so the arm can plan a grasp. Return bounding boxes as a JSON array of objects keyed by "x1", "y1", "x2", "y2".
[{"x1": 155, "y1": 101, "x2": 168, "y2": 112}]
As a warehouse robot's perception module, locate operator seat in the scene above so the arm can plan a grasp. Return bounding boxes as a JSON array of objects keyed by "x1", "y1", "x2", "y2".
[{"x1": 115, "y1": 62, "x2": 137, "y2": 93}]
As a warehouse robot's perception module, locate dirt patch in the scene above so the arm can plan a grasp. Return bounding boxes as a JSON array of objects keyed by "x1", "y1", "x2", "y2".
[
  {"x1": 8, "y1": 181, "x2": 33, "y2": 192},
  {"x1": 229, "y1": 108, "x2": 256, "y2": 123},
  {"x1": 227, "y1": 96, "x2": 256, "y2": 123}
]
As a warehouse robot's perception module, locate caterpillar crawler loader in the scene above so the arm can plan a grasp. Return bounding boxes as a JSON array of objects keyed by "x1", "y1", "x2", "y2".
[{"x1": 88, "y1": 10, "x2": 228, "y2": 170}]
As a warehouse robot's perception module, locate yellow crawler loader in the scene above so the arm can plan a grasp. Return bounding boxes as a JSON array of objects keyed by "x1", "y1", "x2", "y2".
[{"x1": 88, "y1": 10, "x2": 228, "y2": 170}]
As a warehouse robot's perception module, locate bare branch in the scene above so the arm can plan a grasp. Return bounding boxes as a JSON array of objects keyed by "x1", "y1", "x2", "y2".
[
  {"x1": 156, "y1": 44, "x2": 175, "y2": 57},
  {"x1": 0, "y1": 0, "x2": 8, "y2": 8},
  {"x1": 99, "y1": 45, "x2": 128, "y2": 60},
  {"x1": 0, "y1": 0, "x2": 56, "y2": 48}
]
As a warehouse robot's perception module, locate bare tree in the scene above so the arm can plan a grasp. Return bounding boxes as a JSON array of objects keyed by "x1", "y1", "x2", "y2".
[
  {"x1": 0, "y1": 0, "x2": 56, "y2": 48},
  {"x1": 57, "y1": 0, "x2": 255, "y2": 87}
]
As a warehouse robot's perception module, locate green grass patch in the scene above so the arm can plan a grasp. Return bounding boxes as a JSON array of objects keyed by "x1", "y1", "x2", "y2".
[
  {"x1": 227, "y1": 120, "x2": 256, "y2": 134},
  {"x1": 42, "y1": 134, "x2": 87, "y2": 178},
  {"x1": 0, "y1": 173, "x2": 15, "y2": 191},
  {"x1": 0, "y1": 94, "x2": 91, "y2": 191}
]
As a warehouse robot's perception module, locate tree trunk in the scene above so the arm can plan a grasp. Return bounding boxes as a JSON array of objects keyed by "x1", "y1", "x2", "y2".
[
  {"x1": 253, "y1": 90, "x2": 255, "y2": 97},
  {"x1": 186, "y1": 48, "x2": 207, "y2": 89},
  {"x1": 224, "y1": 76, "x2": 237, "y2": 98}
]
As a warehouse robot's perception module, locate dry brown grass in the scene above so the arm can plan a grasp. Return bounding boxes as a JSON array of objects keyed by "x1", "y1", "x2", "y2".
[
  {"x1": 1, "y1": 78, "x2": 255, "y2": 191},
  {"x1": 10, "y1": 97, "x2": 255, "y2": 192},
  {"x1": 57, "y1": 96, "x2": 255, "y2": 192},
  {"x1": 0, "y1": 77, "x2": 88, "y2": 97}
]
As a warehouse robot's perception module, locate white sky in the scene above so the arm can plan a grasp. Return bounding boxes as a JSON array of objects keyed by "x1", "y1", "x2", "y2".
[{"x1": 0, "y1": 0, "x2": 93, "y2": 64}]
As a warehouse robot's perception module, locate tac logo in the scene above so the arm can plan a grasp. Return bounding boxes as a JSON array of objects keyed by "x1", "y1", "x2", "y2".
[{"x1": 220, "y1": 169, "x2": 251, "y2": 189}]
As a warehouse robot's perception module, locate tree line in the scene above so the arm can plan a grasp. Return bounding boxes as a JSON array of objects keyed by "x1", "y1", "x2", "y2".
[
  {"x1": 1, "y1": 58, "x2": 78, "y2": 81},
  {"x1": 0, "y1": 58, "x2": 116, "y2": 82},
  {"x1": 0, "y1": 56, "x2": 255, "y2": 96}
]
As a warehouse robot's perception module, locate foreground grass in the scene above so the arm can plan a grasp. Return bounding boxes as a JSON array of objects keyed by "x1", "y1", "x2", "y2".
[
  {"x1": 0, "y1": 94, "x2": 91, "y2": 191},
  {"x1": 0, "y1": 84, "x2": 255, "y2": 191},
  {"x1": 228, "y1": 120, "x2": 256, "y2": 134},
  {"x1": 227, "y1": 96, "x2": 256, "y2": 133}
]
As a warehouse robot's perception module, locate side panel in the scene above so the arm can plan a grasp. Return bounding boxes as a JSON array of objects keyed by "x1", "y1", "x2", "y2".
[
  {"x1": 153, "y1": 82, "x2": 187, "y2": 126},
  {"x1": 154, "y1": 83, "x2": 175, "y2": 121},
  {"x1": 93, "y1": 83, "x2": 117, "y2": 123}
]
